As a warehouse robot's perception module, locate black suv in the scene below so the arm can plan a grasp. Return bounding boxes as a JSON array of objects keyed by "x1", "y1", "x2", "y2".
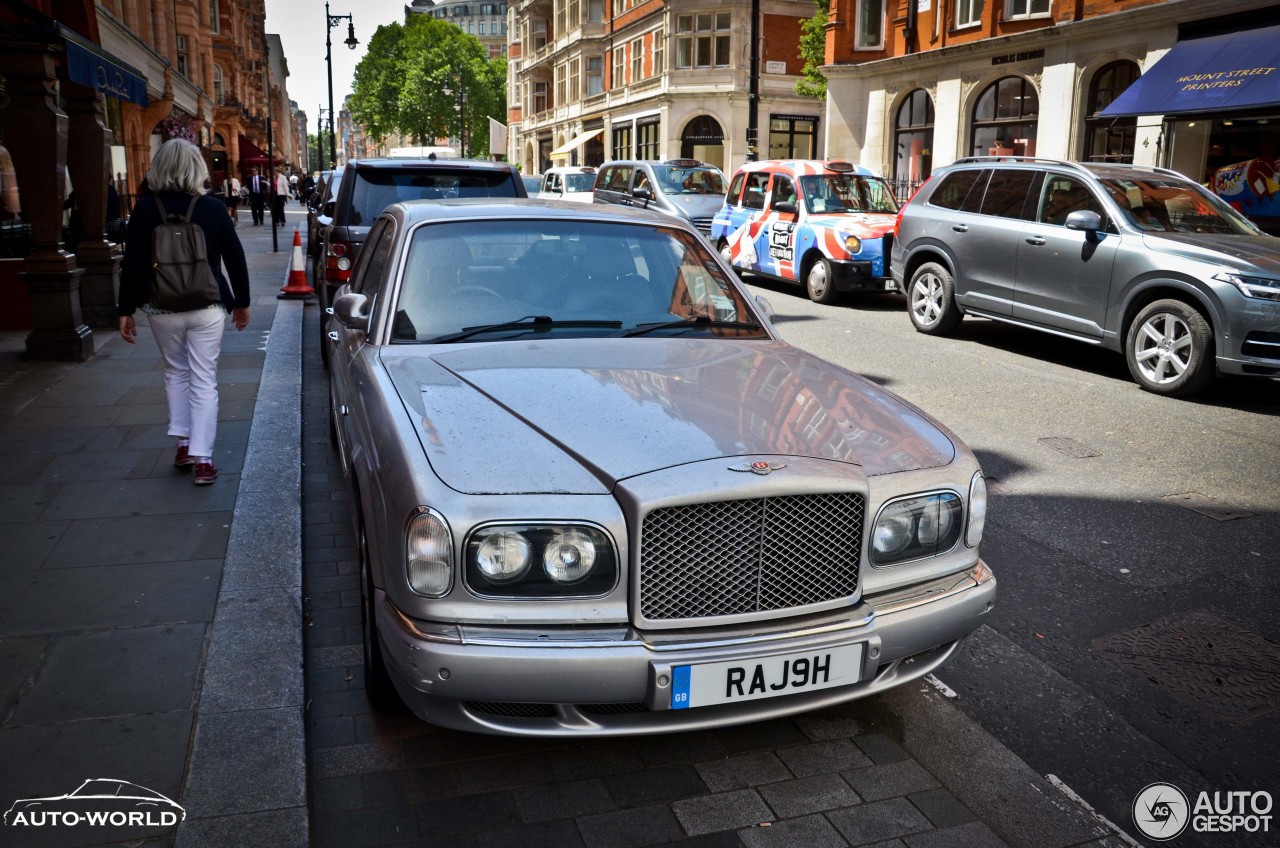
[
  {"x1": 891, "y1": 157, "x2": 1280, "y2": 397},
  {"x1": 314, "y1": 157, "x2": 527, "y2": 349}
]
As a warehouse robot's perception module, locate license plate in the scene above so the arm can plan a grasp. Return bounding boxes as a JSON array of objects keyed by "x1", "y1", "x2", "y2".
[{"x1": 670, "y1": 644, "x2": 864, "y2": 710}]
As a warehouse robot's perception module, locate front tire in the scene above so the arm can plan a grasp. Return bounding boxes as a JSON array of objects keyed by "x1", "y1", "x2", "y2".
[
  {"x1": 805, "y1": 257, "x2": 840, "y2": 304},
  {"x1": 908, "y1": 262, "x2": 962, "y2": 335},
  {"x1": 358, "y1": 523, "x2": 405, "y2": 713},
  {"x1": 1125, "y1": 299, "x2": 1215, "y2": 397}
]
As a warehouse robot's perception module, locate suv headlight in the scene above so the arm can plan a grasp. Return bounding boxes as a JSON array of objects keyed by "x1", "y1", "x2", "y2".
[
  {"x1": 466, "y1": 523, "x2": 617, "y2": 596},
  {"x1": 406, "y1": 509, "x2": 453, "y2": 597},
  {"x1": 870, "y1": 492, "x2": 963, "y2": 566},
  {"x1": 1214, "y1": 271, "x2": 1280, "y2": 301}
]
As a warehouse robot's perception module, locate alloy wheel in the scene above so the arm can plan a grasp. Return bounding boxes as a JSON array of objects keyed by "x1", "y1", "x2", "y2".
[
  {"x1": 911, "y1": 273, "x2": 943, "y2": 326},
  {"x1": 1132, "y1": 312, "x2": 1194, "y2": 385}
]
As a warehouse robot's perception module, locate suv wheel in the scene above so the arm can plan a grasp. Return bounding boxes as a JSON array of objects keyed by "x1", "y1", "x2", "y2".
[
  {"x1": 908, "y1": 262, "x2": 962, "y2": 335},
  {"x1": 1125, "y1": 299, "x2": 1215, "y2": 396},
  {"x1": 805, "y1": 257, "x2": 839, "y2": 304}
]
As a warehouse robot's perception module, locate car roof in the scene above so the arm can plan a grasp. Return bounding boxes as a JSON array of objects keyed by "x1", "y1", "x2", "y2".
[
  {"x1": 346, "y1": 157, "x2": 517, "y2": 172},
  {"x1": 732, "y1": 159, "x2": 882, "y2": 178},
  {"x1": 382, "y1": 197, "x2": 697, "y2": 228},
  {"x1": 940, "y1": 156, "x2": 1192, "y2": 184}
]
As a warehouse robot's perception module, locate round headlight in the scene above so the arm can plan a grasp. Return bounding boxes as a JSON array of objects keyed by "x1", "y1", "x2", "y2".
[
  {"x1": 967, "y1": 473, "x2": 987, "y2": 548},
  {"x1": 474, "y1": 530, "x2": 532, "y2": 583},
  {"x1": 406, "y1": 510, "x2": 452, "y2": 597},
  {"x1": 543, "y1": 530, "x2": 597, "y2": 584},
  {"x1": 916, "y1": 498, "x2": 957, "y2": 547},
  {"x1": 872, "y1": 505, "x2": 914, "y2": 557},
  {"x1": 844, "y1": 235, "x2": 862, "y2": 254}
]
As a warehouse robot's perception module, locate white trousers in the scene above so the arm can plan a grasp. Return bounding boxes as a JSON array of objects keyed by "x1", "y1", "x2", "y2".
[{"x1": 148, "y1": 307, "x2": 226, "y2": 458}]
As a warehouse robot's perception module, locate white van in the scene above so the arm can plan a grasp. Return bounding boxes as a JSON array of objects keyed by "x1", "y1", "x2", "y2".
[{"x1": 538, "y1": 166, "x2": 597, "y2": 203}]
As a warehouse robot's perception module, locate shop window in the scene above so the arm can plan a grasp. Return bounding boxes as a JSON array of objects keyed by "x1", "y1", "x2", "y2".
[
  {"x1": 856, "y1": 0, "x2": 885, "y2": 50},
  {"x1": 970, "y1": 76, "x2": 1038, "y2": 157},
  {"x1": 612, "y1": 124, "x2": 633, "y2": 160},
  {"x1": 1083, "y1": 61, "x2": 1139, "y2": 163},
  {"x1": 1005, "y1": 0, "x2": 1049, "y2": 20},
  {"x1": 675, "y1": 13, "x2": 731, "y2": 70},
  {"x1": 894, "y1": 89, "x2": 934, "y2": 199},
  {"x1": 680, "y1": 114, "x2": 724, "y2": 162},
  {"x1": 955, "y1": 0, "x2": 982, "y2": 28},
  {"x1": 637, "y1": 121, "x2": 661, "y2": 160},
  {"x1": 768, "y1": 115, "x2": 817, "y2": 159}
]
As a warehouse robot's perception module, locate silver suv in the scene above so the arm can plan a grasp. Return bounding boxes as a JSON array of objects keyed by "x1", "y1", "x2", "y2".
[{"x1": 891, "y1": 157, "x2": 1280, "y2": 397}]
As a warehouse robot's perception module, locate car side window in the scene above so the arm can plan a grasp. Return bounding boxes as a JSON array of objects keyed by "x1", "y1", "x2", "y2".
[
  {"x1": 727, "y1": 172, "x2": 745, "y2": 206},
  {"x1": 929, "y1": 169, "x2": 986, "y2": 211},
  {"x1": 352, "y1": 218, "x2": 395, "y2": 311},
  {"x1": 768, "y1": 175, "x2": 796, "y2": 209},
  {"x1": 608, "y1": 166, "x2": 634, "y2": 192},
  {"x1": 743, "y1": 172, "x2": 770, "y2": 210},
  {"x1": 979, "y1": 170, "x2": 1039, "y2": 220},
  {"x1": 633, "y1": 169, "x2": 652, "y2": 194},
  {"x1": 1036, "y1": 175, "x2": 1105, "y2": 226}
]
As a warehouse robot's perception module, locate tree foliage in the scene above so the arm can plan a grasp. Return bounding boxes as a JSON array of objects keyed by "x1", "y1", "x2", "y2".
[
  {"x1": 349, "y1": 16, "x2": 507, "y2": 156},
  {"x1": 796, "y1": 0, "x2": 829, "y2": 100}
]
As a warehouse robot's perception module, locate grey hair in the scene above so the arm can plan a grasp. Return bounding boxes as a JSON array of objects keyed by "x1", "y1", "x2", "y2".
[{"x1": 147, "y1": 138, "x2": 209, "y2": 194}]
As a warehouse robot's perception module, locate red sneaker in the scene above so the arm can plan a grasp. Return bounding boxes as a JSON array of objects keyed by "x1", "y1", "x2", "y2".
[
  {"x1": 174, "y1": 444, "x2": 195, "y2": 469},
  {"x1": 194, "y1": 461, "x2": 219, "y2": 485}
]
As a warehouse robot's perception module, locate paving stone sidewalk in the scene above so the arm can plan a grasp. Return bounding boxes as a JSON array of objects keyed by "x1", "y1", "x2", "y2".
[{"x1": 0, "y1": 212, "x2": 309, "y2": 848}]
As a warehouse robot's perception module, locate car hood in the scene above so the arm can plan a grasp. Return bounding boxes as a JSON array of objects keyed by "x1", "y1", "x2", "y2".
[
  {"x1": 663, "y1": 193, "x2": 728, "y2": 218},
  {"x1": 382, "y1": 339, "x2": 956, "y2": 495},
  {"x1": 1141, "y1": 232, "x2": 1280, "y2": 274},
  {"x1": 809, "y1": 212, "x2": 897, "y2": 239}
]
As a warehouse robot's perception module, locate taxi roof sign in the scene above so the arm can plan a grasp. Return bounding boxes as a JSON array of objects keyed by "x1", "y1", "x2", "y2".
[{"x1": 825, "y1": 161, "x2": 856, "y2": 173}]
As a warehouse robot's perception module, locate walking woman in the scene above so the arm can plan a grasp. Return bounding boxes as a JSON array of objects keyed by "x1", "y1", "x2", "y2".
[{"x1": 117, "y1": 139, "x2": 251, "y2": 485}]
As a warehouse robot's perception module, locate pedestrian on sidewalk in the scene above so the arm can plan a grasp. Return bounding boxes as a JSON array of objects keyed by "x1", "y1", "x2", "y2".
[
  {"x1": 247, "y1": 166, "x2": 267, "y2": 225},
  {"x1": 221, "y1": 173, "x2": 242, "y2": 223},
  {"x1": 117, "y1": 138, "x2": 251, "y2": 486},
  {"x1": 271, "y1": 168, "x2": 289, "y2": 228}
]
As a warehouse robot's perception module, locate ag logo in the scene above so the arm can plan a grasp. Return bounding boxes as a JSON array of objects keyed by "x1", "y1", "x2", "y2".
[{"x1": 1133, "y1": 782, "x2": 1190, "y2": 841}]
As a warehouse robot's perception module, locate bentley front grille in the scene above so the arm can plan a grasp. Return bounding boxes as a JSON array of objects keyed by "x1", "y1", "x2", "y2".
[{"x1": 639, "y1": 493, "x2": 864, "y2": 623}]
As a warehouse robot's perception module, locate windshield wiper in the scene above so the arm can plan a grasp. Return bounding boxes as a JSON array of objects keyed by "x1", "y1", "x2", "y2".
[
  {"x1": 622, "y1": 316, "x2": 764, "y2": 337},
  {"x1": 430, "y1": 315, "x2": 622, "y2": 343}
]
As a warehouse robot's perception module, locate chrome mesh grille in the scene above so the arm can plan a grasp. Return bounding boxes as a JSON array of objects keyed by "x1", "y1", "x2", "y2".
[{"x1": 639, "y1": 493, "x2": 863, "y2": 622}]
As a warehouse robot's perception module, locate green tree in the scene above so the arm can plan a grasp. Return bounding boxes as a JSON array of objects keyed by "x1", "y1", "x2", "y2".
[
  {"x1": 350, "y1": 15, "x2": 507, "y2": 156},
  {"x1": 796, "y1": 0, "x2": 829, "y2": 100}
]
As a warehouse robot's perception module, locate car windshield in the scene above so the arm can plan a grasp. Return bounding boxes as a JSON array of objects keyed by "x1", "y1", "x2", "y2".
[
  {"x1": 800, "y1": 175, "x2": 899, "y2": 214},
  {"x1": 653, "y1": 166, "x2": 727, "y2": 195},
  {"x1": 391, "y1": 219, "x2": 765, "y2": 342},
  {"x1": 563, "y1": 173, "x2": 596, "y2": 193},
  {"x1": 1097, "y1": 176, "x2": 1264, "y2": 235},
  {"x1": 350, "y1": 168, "x2": 518, "y2": 224}
]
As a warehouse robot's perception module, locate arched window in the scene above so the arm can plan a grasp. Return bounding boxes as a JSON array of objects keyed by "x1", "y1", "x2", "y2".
[
  {"x1": 681, "y1": 114, "x2": 724, "y2": 166},
  {"x1": 1084, "y1": 61, "x2": 1140, "y2": 163},
  {"x1": 212, "y1": 65, "x2": 224, "y2": 105},
  {"x1": 970, "y1": 76, "x2": 1039, "y2": 157},
  {"x1": 893, "y1": 89, "x2": 934, "y2": 197},
  {"x1": 213, "y1": 132, "x2": 226, "y2": 147}
]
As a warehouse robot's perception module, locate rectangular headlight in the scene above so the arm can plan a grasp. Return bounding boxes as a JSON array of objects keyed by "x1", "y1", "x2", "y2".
[
  {"x1": 1214, "y1": 271, "x2": 1280, "y2": 301},
  {"x1": 465, "y1": 523, "x2": 617, "y2": 597},
  {"x1": 870, "y1": 492, "x2": 963, "y2": 566}
]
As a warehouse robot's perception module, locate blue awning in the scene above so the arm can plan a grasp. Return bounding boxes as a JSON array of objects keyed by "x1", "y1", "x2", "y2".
[
  {"x1": 61, "y1": 27, "x2": 149, "y2": 106},
  {"x1": 1100, "y1": 24, "x2": 1280, "y2": 118}
]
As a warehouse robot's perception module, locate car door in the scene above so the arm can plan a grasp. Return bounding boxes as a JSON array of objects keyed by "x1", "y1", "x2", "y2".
[
  {"x1": 727, "y1": 170, "x2": 773, "y2": 273},
  {"x1": 759, "y1": 172, "x2": 800, "y2": 280},
  {"x1": 329, "y1": 217, "x2": 396, "y2": 466},
  {"x1": 1012, "y1": 174, "x2": 1119, "y2": 338},
  {"x1": 948, "y1": 168, "x2": 1038, "y2": 316}
]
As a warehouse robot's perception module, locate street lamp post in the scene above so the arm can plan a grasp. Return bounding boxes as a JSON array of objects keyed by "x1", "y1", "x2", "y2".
[{"x1": 325, "y1": 1, "x2": 358, "y2": 169}]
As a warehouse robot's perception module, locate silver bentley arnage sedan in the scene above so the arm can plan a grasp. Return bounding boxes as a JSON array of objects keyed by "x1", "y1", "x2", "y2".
[{"x1": 325, "y1": 198, "x2": 996, "y2": 736}]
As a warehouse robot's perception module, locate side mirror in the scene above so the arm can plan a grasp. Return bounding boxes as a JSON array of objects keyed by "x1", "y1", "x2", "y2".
[
  {"x1": 1065, "y1": 210, "x2": 1102, "y2": 232},
  {"x1": 754, "y1": 295, "x2": 775, "y2": 321},
  {"x1": 631, "y1": 186, "x2": 652, "y2": 202},
  {"x1": 333, "y1": 292, "x2": 371, "y2": 333},
  {"x1": 773, "y1": 201, "x2": 798, "y2": 215}
]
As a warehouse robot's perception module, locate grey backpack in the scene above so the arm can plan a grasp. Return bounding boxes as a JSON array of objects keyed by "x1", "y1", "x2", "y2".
[{"x1": 150, "y1": 196, "x2": 223, "y2": 312}]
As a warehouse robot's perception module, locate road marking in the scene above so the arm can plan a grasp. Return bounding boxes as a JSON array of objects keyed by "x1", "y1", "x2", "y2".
[{"x1": 1046, "y1": 774, "x2": 1144, "y2": 848}]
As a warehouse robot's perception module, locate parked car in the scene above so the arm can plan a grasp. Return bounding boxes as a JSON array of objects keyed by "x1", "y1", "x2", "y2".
[
  {"x1": 307, "y1": 167, "x2": 342, "y2": 269},
  {"x1": 711, "y1": 160, "x2": 900, "y2": 304},
  {"x1": 538, "y1": 166, "x2": 597, "y2": 202},
  {"x1": 594, "y1": 158, "x2": 726, "y2": 236},
  {"x1": 314, "y1": 156, "x2": 528, "y2": 359},
  {"x1": 891, "y1": 157, "x2": 1280, "y2": 396},
  {"x1": 521, "y1": 174, "x2": 542, "y2": 196},
  {"x1": 325, "y1": 198, "x2": 996, "y2": 736}
]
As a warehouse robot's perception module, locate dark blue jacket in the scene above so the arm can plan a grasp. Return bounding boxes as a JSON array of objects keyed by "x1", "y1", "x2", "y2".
[{"x1": 118, "y1": 192, "x2": 251, "y2": 316}]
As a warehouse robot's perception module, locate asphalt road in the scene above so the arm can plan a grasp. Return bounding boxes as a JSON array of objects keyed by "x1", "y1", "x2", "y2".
[{"x1": 741, "y1": 275, "x2": 1280, "y2": 848}]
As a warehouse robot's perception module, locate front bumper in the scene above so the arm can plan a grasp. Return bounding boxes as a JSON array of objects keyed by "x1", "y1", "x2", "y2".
[
  {"x1": 830, "y1": 258, "x2": 897, "y2": 293},
  {"x1": 376, "y1": 561, "x2": 996, "y2": 736}
]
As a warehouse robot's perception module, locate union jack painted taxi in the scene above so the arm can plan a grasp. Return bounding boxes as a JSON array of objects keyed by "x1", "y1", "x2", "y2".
[{"x1": 711, "y1": 160, "x2": 900, "y2": 303}]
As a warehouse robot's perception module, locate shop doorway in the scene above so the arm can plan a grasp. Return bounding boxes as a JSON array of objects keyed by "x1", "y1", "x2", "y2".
[{"x1": 680, "y1": 115, "x2": 724, "y2": 169}]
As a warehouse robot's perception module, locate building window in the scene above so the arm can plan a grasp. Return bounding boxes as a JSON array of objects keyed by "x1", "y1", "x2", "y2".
[
  {"x1": 569, "y1": 57, "x2": 581, "y2": 100},
  {"x1": 637, "y1": 120, "x2": 660, "y2": 160},
  {"x1": 1005, "y1": 0, "x2": 1050, "y2": 19},
  {"x1": 555, "y1": 63, "x2": 567, "y2": 106},
  {"x1": 209, "y1": 0, "x2": 221, "y2": 33},
  {"x1": 631, "y1": 37, "x2": 644, "y2": 81},
  {"x1": 612, "y1": 123, "x2": 633, "y2": 159},
  {"x1": 613, "y1": 44, "x2": 626, "y2": 86},
  {"x1": 970, "y1": 75, "x2": 1039, "y2": 156},
  {"x1": 533, "y1": 80, "x2": 549, "y2": 112},
  {"x1": 479, "y1": 21, "x2": 487, "y2": 34},
  {"x1": 653, "y1": 27, "x2": 664, "y2": 74},
  {"x1": 767, "y1": 115, "x2": 817, "y2": 159},
  {"x1": 555, "y1": 0, "x2": 566, "y2": 36},
  {"x1": 1083, "y1": 60, "x2": 1139, "y2": 163},
  {"x1": 568, "y1": 0, "x2": 579, "y2": 29},
  {"x1": 586, "y1": 56, "x2": 603, "y2": 95},
  {"x1": 532, "y1": 18, "x2": 547, "y2": 49},
  {"x1": 894, "y1": 89, "x2": 934, "y2": 197},
  {"x1": 955, "y1": 0, "x2": 982, "y2": 28},
  {"x1": 675, "y1": 13, "x2": 731, "y2": 70},
  {"x1": 212, "y1": 64, "x2": 224, "y2": 105},
  {"x1": 176, "y1": 34, "x2": 189, "y2": 77},
  {"x1": 588, "y1": 0, "x2": 603, "y2": 22},
  {"x1": 855, "y1": 0, "x2": 885, "y2": 50}
]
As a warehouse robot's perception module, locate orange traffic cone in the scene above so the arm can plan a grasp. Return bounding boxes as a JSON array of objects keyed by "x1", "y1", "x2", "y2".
[{"x1": 278, "y1": 227, "x2": 315, "y2": 299}]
